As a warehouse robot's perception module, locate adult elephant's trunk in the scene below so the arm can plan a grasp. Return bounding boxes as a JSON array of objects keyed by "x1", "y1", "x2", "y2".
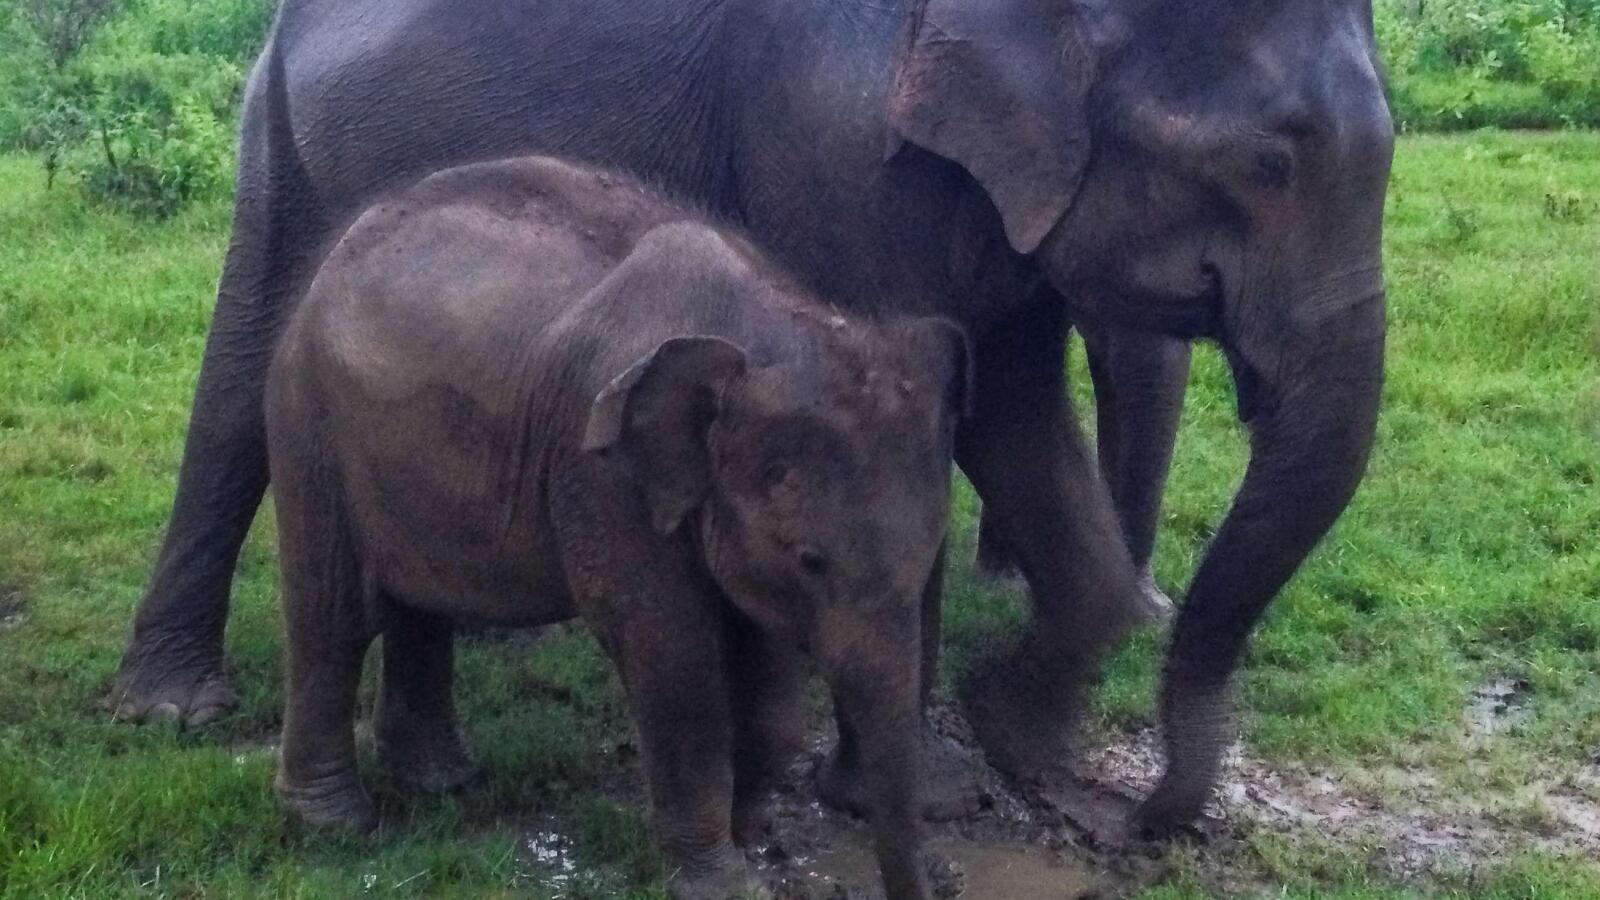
[{"x1": 1140, "y1": 279, "x2": 1386, "y2": 828}]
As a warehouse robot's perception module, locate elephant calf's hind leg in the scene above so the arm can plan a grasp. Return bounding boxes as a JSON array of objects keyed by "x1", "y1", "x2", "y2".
[
  {"x1": 273, "y1": 472, "x2": 377, "y2": 832},
  {"x1": 376, "y1": 603, "x2": 480, "y2": 793}
]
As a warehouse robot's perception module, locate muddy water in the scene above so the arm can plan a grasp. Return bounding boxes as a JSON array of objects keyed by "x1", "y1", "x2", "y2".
[{"x1": 795, "y1": 838, "x2": 1103, "y2": 899}]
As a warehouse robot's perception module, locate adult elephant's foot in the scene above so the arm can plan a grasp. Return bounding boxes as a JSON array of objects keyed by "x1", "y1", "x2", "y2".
[
  {"x1": 817, "y1": 726, "x2": 988, "y2": 822},
  {"x1": 108, "y1": 629, "x2": 237, "y2": 727},
  {"x1": 1130, "y1": 775, "x2": 1213, "y2": 840},
  {"x1": 276, "y1": 768, "x2": 378, "y2": 833},
  {"x1": 1132, "y1": 680, "x2": 1234, "y2": 839},
  {"x1": 668, "y1": 850, "x2": 768, "y2": 900},
  {"x1": 377, "y1": 721, "x2": 480, "y2": 793},
  {"x1": 959, "y1": 648, "x2": 1084, "y2": 782},
  {"x1": 1133, "y1": 568, "x2": 1175, "y2": 624}
]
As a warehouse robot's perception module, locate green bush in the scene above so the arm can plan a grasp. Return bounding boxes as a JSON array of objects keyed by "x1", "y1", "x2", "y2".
[
  {"x1": 12, "y1": 48, "x2": 242, "y2": 215},
  {"x1": 76, "y1": 96, "x2": 233, "y2": 217},
  {"x1": 104, "y1": 0, "x2": 276, "y2": 64},
  {"x1": 1378, "y1": 0, "x2": 1600, "y2": 129},
  {"x1": 1, "y1": 0, "x2": 1596, "y2": 220},
  {"x1": 0, "y1": 0, "x2": 257, "y2": 214}
]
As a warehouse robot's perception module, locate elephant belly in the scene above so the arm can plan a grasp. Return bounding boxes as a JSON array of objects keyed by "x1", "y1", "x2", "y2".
[
  {"x1": 355, "y1": 497, "x2": 576, "y2": 628},
  {"x1": 330, "y1": 388, "x2": 576, "y2": 627}
]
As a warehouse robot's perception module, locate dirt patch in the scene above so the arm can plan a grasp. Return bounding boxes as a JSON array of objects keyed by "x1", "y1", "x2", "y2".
[
  {"x1": 748, "y1": 734, "x2": 1138, "y2": 899},
  {"x1": 1077, "y1": 727, "x2": 1600, "y2": 881},
  {"x1": 514, "y1": 697, "x2": 1600, "y2": 896},
  {"x1": 1465, "y1": 678, "x2": 1533, "y2": 738},
  {"x1": 0, "y1": 583, "x2": 28, "y2": 631},
  {"x1": 515, "y1": 825, "x2": 589, "y2": 893},
  {"x1": 518, "y1": 700, "x2": 1169, "y2": 899}
]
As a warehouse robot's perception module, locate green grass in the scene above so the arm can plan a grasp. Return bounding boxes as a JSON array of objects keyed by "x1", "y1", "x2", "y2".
[{"x1": 1, "y1": 132, "x2": 1598, "y2": 896}]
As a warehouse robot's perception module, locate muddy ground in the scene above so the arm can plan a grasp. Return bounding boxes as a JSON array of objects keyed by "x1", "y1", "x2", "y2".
[{"x1": 514, "y1": 682, "x2": 1600, "y2": 899}]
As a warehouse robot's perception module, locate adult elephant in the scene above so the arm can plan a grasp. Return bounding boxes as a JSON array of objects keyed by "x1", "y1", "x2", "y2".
[{"x1": 112, "y1": 0, "x2": 1392, "y2": 831}]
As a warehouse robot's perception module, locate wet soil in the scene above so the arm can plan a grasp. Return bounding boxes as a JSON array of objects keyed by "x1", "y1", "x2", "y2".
[
  {"x1": 514, "y1": 685, "x2": 1600, "y2": 897},
  {"x1": 1465, "y1": 678, "x2": 1533, "y2": 738},
  {"x1": 0, "y1": 582, "x2": 28, "y2": 630}
]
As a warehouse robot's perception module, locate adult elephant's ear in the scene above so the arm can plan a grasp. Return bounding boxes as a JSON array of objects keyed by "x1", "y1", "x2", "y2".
[
  {"x1": 583, "y1": 336, "x2": 748, "y2": 535},
  {"x1": 887, "y1": 0, "x2": 1096, "y2": 254}
]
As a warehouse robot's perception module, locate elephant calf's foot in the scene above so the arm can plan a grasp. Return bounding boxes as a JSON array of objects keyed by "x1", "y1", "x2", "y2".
[
  {"x1": 377, "y1": 723, "x2": 480, "y2": 793},
  {"x1": 276, "y1": 769, "x2": 378, "y2": 833},
  {"x1": 108, "y1": 631, "x2": 238, "y2": 728},
  {"x1": 817, "y1": 728, "x2": 988, "y2": 822}
]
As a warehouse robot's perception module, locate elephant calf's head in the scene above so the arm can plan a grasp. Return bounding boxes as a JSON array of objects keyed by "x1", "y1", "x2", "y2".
[{"x1": 583, "y1": 315, "x2": 970, "y2": 647}]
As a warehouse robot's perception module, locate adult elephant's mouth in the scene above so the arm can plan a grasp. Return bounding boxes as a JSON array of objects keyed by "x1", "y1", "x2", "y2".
[{"x1": 1067, "y1": 263, "x2": 1224, "y2": 341}]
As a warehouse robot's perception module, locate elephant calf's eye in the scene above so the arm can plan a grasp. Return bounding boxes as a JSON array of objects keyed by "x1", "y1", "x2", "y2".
[
  {"x1": 761, "y1": 462, "x2": 792, "y2": 490},
  {"x1": 1252, "y1": 150, "x2": 1294, "y2": 189},
  {"x1": 798, "y1": 548, "x2": 829, "y2": 577}
]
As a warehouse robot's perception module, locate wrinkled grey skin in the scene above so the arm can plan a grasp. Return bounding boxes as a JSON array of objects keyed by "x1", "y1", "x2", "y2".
[
  {"x1": 974, "y1": 318, "x2": 1189, "y2": 620},
  {"x1": 268, "y1": 157, "x2": 964, "y2": 900},
  {"x1": 116, "y1": 0, "x2": 1391, "y2": 830}
]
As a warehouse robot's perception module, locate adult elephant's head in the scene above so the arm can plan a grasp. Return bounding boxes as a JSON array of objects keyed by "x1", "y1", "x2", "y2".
[{"x1": 889, "y1": 0, "x2": 1391, "y2": 682}]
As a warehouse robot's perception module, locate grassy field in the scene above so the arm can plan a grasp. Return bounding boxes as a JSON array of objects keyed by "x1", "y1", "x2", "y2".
[{"x1": 1, "y1": 131, "x2": 1598, "y2": 898}]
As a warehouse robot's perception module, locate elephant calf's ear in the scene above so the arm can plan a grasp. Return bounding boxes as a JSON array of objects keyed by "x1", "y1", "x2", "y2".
[
  {"x1": 583, "y1": 336, "x2": 748, "y2": 535},
  {"x1": 910, "y1": 317, "x2": 976, "y2": 419},
  {"x1": 887, "y1": 0, "x2": 1096, "y2": 254}
]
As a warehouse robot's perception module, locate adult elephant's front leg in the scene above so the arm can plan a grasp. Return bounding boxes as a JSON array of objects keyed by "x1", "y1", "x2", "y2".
[{"x1": 956, "y1": 298, "x2": 1145, "y2": 779}]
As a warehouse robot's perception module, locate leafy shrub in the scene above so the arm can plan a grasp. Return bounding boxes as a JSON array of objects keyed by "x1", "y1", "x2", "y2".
[
  {"x1": 10, "y1": 47, "x2": 241, "y2": 213},
  {"x1": 76, "y1": 96, "x2": 232, "y2": 216},
  {"x1": 17, "y1": 0, "x2": 116, "y2": 69},
  {"x1": 73, "y1": 46, "x2": 244, "y2": 123},
  {"x1": 1378, "y1": 0, "x2": 1600, "y2": 129},
  {"x1": 103, "y1": 0, "x2": 276, "y2": 64},
  {"x1": 2, "y1": 0, "x2": 253, "y2": 214}
]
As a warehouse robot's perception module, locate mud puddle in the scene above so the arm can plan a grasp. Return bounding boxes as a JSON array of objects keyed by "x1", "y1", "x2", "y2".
[
  {"x1": 779, "y1": 838, "x2": 1101, "y2": 899},
  {"x1": 513, "y1": 690, "x2": 1600, "y2": 895}
]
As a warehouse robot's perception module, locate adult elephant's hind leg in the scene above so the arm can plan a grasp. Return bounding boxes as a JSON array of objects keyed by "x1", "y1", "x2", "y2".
[
  {"x1": 110, "y1": 87, "x2": 329, "y2": 727},
  {"x1": 1080, "y1": 321, "x2": 1191, "y2": 622},
  {"x1": 973, "y1": 507, "x2": 1023, "y2": 583},
  {"x1": 956, "y1": 297, "x2": 1144, "y2": 781}
]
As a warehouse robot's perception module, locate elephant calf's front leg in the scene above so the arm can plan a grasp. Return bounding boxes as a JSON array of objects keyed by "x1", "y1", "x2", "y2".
[
  {"x1": 613, "y1": 606, "x2": 761, "y2": 900},
  {"x1": 819, "y1": 543, "x2": 987, "y2": 822}
]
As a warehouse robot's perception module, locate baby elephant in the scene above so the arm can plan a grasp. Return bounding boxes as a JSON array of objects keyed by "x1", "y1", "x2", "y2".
[{"x1": 264, "y1": 156, "x2": 968, "y2": 900}]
